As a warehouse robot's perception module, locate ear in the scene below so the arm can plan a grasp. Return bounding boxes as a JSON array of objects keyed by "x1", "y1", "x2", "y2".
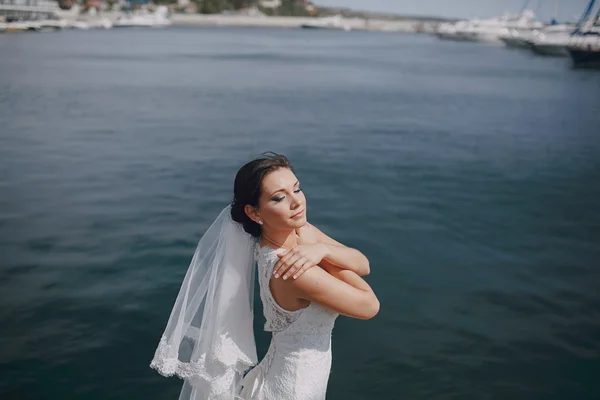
[{"x1": 244, "y1": 204, "x2": 260, "y2": 224}]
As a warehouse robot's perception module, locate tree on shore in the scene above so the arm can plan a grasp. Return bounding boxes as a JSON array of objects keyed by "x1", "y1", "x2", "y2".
[{"x1": 193, "y1": 0, "x2": 317, "y2": 16}]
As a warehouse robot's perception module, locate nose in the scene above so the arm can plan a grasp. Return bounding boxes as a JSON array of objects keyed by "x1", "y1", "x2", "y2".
[{"x1": 290, "y1": 192, "x2": 302, "y2": 209}]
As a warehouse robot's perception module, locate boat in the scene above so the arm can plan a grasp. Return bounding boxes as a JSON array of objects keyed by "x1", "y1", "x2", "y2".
[
  {"x1": 500, "y1": 24, "x2": 575, "y2": 50},
  {"x1": 568, "y1": 39, "x2": 600, "y2": 68},
  {"x1": 36, "y1": 16, "x2": 67, "y2": 31},
  {"x1": 435, "y1": 20, "x2": 471, "y2": 41},
  {"x1": 68, "y1": 7, "x2": 112, "y2": 30},
  {"x1": 68, "y1": 19, "x2": 90, "y2": 30},
  {"x1": 436, "y1": 9, "x2": 544, "y2": 44},
  {"x1": 68, "y1": 17, "x2": 112, "y2": 30},
  {"x1": 114, "y1": 6, "x2": 171, "y2": 28},
  {"x1": 499, "y1": 28, "x2": 535, "y2": 48},
  {"x1": 463, "y1": 10, "x2": 544, "y2": 44},
  {"x1": 567, "y1": 0, "x2": 600, "y2": 68},
  {"x1": 521, "y1": 24, "x2": 577, "y2": 56},
  {"x1": 301, "y1": 15, "x2": 351, "y2": 31},
  {"x1": 528, "y1": 32, "x2": 572, "y2": 56},
  {"x1": 3, "y1": 20, "x2": 41, "y2": 31}
]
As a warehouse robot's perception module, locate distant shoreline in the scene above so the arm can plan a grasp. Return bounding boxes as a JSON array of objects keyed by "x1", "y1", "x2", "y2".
[{"x1": 170, "y1": 14, "x2": 439, "y2": 33}]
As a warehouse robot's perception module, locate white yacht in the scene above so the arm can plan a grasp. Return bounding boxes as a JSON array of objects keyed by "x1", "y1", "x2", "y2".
[
  {"x1": 301, "y1": 15, "x2": 351, "y2": 31},
  {"x1": 528, "y1": 31, "x2": 573, "y2": 56},
  {"x1": 114, "y1": 6, "x2": 171, "y2": 28},
  {"x1": 458, "y1": 10, "x2": 544, "y2": 44},
  {"x1": 436, "y1": 10, "x2": 544, "y2": 44},
  {"x1": 2, "y1": 20, "x2": 36, "y2": 31},
  {"x1": 2, "y1": 16, "x2": 66, "y2": 32},
  {"x1": 567, "y1": 0, "x2": 600, "y2": 68},
  {"x1": 68, "y1": 7, "x2": 112, "y2": 30},
  {"x1": 436, "y1": 20, "x2": 471, "y2": 41},
  {"x1": 501, "y1": 24, "x2": 575, "y2": 49},
  {"x1": 528, "y1": 23, "x2": 598, "y2": 57},
  {"x1": 568, "y1": 34, "x2": 600, "y2": 68},
  {"x1": 499, "y1": 28, "x2": 536, "y2": 48}
]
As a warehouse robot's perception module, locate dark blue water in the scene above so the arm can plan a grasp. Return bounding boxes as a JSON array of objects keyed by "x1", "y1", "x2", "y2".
[{"x1": 1, "y1": 27, "x2": 600, "y2": 400}]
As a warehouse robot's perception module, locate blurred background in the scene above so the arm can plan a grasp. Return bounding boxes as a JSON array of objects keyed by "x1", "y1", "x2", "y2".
[{"x1": 1, "y1": 0, "x2": 600, "y2": 399}]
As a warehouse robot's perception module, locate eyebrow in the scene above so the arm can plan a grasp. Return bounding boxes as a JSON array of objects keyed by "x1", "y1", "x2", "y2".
[{"x1": 270, "y1": 181, "x2": 299, "y2": 197}]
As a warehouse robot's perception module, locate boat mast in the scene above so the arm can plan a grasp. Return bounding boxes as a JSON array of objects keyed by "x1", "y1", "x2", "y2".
[
  {"x1": 574, "y1": 0, "x2": 596, "y2": 34},
  {"x1": 519, "y1": 0, "x2": 533, "y2": 13}
]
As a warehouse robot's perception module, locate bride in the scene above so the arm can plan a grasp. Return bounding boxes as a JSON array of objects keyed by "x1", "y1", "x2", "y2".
[{"x1": 150, "y1": 152, "x2": 380, "y2": 400}]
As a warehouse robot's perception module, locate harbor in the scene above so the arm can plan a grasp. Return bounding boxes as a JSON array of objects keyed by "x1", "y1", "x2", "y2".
[
  {"x1": 434, "y1": 0, "x2": 600, "y2": 68},
  {"x1": 0, "y1": 1, "x2": 438, "y2": 32},
  {"x1": 1, "y1": 0, "x2": 599, "y2": 68}
]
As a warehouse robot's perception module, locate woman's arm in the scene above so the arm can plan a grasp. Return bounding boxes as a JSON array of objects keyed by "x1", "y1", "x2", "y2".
[
  {"x1": 273, "y1": 223, "x2": 370, "y2": 281},
  {"x1": 289, "y1": 265, "x2": 380, "y2": 320},
  {"x1": 311, "y1": 224, "x2": 370, "y2": 276}
]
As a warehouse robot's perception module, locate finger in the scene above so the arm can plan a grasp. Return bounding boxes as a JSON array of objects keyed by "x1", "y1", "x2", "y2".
[
  {"x1": 283, "y1": 257, "x2": 306, "y2": 280},
  {"x1": 282, "y1": 257, "x2": 307, "y2": 280},
  {"x1": 273, "y1": 259, "x2": 290, "y2": 278},
  {"x1": 293, "y1": 262, "x2": 311, "y2": 280},
  {"x1": 273, "y1": 251, "x2": 292, "y2": 276},
  {"x1": 292, "y1": 260, "x2": 314, "y2": 280},
  {"x1": 274, "y1": 252, "x2": 301, "y2": 278},
  {"x1": 277, "y1": 256, "x2": 297, "y2": 279},
  {"x1": 280, "y1": 253, "x2": 305, "y2": 279}
]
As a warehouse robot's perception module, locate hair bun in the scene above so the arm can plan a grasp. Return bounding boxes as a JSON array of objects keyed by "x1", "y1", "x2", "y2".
[{"x1": 231, "y1": 200, "x2": 261, "y2": 237}]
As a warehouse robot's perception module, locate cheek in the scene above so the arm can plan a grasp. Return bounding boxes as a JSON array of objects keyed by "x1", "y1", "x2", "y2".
[
  {"x1": 263, "y1": 203, "x2": 288, "y2": 223},
  {"x1": 297, "y1": 191, "x2": 307, "y2": 207},
  {"x1": 274, "y1": 206, "x2": 290, "y2": 220}
]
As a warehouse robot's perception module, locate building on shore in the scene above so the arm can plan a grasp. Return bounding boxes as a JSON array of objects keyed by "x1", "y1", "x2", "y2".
[
  {"x1": 0, "y1": 0, "x2": 60, "y2": 21},
  {"x1": 259, "y1": 0, "x2": 281, "y2": 9}
]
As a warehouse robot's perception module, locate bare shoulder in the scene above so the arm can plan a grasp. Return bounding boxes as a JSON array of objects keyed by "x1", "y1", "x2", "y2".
[{"x1": 268, "y1": 265, "x2": 330, "y2": 310}]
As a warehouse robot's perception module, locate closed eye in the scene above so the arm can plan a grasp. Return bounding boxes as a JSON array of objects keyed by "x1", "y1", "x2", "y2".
[{"x1": 272, "y1": 188, "x2": 302, "y2": 203}]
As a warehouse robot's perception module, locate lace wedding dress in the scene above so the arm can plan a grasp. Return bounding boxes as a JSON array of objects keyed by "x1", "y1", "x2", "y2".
[{"x1": 237, "y1": 244, "x2": 339, "y2": 400}]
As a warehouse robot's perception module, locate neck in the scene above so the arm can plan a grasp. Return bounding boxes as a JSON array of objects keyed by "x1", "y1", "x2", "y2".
[{"x1": 261, "y1": 228, "x2": 297, "y2": 251}]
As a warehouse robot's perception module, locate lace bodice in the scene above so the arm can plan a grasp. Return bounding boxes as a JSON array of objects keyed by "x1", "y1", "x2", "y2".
[
  {"x1": 254, "y1": 244, "x2": 306, "y2": 332},
  {"x1": 239, "y1": 244, "x2": 339, "y2": 400}
]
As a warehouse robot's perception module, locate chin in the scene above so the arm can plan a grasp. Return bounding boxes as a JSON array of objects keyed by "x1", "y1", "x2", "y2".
[{"x1": 290, "y1": 217, "x2": 306, "y2": 227}]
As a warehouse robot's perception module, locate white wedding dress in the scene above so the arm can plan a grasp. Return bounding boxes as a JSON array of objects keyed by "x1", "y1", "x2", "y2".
[{"x1": 238, "y1": 244, "x2": 339, "y2": 400}]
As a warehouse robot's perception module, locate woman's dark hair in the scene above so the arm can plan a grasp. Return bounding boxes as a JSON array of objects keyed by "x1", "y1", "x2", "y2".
[{"x1": 231, "y1": 152, "x2": 294, "y2": 237}]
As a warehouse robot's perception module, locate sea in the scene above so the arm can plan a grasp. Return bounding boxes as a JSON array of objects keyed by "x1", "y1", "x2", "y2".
[{"x1": 1, "y1": 26, "x2": 599, "y2": 400}]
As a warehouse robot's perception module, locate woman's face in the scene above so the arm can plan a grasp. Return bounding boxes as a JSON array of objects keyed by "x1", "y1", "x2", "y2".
[{"x1": 254, "y1": 168, "x2": 307, "y2": 231}]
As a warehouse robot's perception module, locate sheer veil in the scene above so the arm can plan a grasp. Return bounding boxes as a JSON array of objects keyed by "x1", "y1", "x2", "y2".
[{"x1": 150, "y1": 205, "x2": 258, "y2": 399}]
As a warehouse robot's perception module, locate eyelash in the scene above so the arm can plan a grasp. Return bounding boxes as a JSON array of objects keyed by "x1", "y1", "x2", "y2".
[{"x1": 273, "y1": 188, "x2": 302, "y2": 203}]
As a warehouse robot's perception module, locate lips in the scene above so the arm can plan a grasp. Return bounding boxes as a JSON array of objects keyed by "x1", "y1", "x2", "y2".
[{"x1": 291, "y1": 209, "x2": 304, "y2": 218}]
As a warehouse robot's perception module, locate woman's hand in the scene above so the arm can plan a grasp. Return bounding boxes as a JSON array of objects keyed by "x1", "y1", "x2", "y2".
[{"x1": 273, "y1": 243, "x2": 329, "y2": 280}]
